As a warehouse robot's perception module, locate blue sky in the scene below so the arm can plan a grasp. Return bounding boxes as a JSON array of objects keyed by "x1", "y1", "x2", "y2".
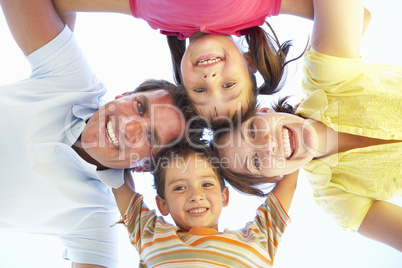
[{"x1": 0, "y1": 1, "x2": 401, "y2": 267}]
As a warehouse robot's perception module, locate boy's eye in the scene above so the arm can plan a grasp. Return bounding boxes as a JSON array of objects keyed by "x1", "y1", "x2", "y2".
[
  {"x1": 252, "y1": 154, "x2": 260, "y2": 170},
  {"x1": 173, "y1": 186, "x2": 186, "y2": 191},
  {"x1": 194, "y1": 87, "x2": 207, "y2": 93},
  {"x1": 202, "y1": 182, "x2": 214, "y2": 188},
  {"x1": 223, "y1": 82, "x2": 235, "y2": 88}
]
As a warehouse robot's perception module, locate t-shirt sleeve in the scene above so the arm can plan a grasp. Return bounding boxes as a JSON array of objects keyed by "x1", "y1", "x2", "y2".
[
  {"x1": 310, "y1": 178, "x2": 375, "y2": 232},
  {"x1": 26, "y1": 25, "x2": 99, "y2": 93},
  {"x1": 254, "y1": 192, "x2": 291, "y2": 255},
  {"x1": 123, "y1": 193, "x2": 158, "y2": 251}
]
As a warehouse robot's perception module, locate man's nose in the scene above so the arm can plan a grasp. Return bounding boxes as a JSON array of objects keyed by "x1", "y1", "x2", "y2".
[{"x1": 120, "y1": 116, "x2": 145, "y2": 145}]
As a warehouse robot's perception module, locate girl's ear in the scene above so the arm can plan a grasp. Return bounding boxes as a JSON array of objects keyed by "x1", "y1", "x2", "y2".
[
  {"x1": 155, "y1": 195, "x2": 170, "y2": 216},
  {"x1": 257, "y1": 107, "x2": 275, "y2": 113},
  {"x1": 243, "y1": 52, "x2": 257, "y2": 73}
]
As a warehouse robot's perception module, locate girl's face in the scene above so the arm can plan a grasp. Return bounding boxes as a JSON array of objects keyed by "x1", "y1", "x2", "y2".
[
  {"x1": 217, "y1": 109, "x2": 321, "y2": 177},
  {"x1": 181, "y1": 35, "x2": 254, "y2": 121}
]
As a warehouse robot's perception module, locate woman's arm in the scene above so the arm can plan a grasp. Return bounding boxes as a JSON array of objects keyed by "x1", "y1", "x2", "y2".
[
  {"x1": 311, "y1": 0, "x2": 364, "y2": 58},
  {"x1": 112, "y1": 169, "x2": 136, "y2": 216},
  {"x1": 271, "y1": 170, "x2": 299, "y2": 213},
  {"x1": 52, "y1": 0, "x2": 131, "y2": 17},
  {"x1": 358, "y1": 200, "x2": 402, "y2": 251}
]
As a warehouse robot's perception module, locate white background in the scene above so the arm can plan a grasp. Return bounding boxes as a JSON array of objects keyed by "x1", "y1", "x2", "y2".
[{"x1": 0, "y1": 0, "x2": 401, "y2": 267}]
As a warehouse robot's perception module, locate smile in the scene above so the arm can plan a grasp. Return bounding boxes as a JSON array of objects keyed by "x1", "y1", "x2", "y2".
[
  {"x1": 196, "y1": 57, "x2": 223, "y2": 66},
  {"x1": 106, "y1": 120, "x2": 120, "y2": 149},
  {"x1": 282, "y1": 127, "x2": 296, "y2": 159},
  {"x1": 188, "y1": 207, "x2": 208, "y2": 214}
]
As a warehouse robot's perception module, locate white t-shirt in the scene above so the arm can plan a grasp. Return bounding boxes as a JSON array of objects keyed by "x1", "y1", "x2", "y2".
[{"x1": 0, "y1": 26, "x2": 120, "y2": 267}]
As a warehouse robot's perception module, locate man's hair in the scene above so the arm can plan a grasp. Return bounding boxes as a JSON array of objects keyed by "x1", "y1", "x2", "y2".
[
  {"x1": 149, "y1": 139, "x2": 225, "y2": 199},
  {"x1": 132, "y1": 79, "x2": 207, "y2": 140}
]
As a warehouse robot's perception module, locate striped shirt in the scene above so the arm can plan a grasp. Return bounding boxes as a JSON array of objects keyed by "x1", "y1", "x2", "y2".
[{"x1": 123, "y1": 192, "x2": 290, "y2": 267}]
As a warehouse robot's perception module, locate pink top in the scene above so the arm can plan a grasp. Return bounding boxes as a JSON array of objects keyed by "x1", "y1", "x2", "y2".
[{"x1": 129, "y1": 0, "x2": 282, "y2": 39}]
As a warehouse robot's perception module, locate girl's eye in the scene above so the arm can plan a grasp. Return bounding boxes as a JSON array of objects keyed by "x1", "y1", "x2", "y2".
[
  {"x1": 252, "y1": 154, "x2": 260, "y2": 170},
  {"x1": 223, "y1": 82, "x2": 235, "y2": 88},
  {"x1": 249, "y1": 123, "x2": 256, "y2": 139},
  {"x1": 137, "y1": 101, "x2": 144, "y2": 116},
  {"x1": 194, "y1": 87, "x2": 207, "y2": 93}
]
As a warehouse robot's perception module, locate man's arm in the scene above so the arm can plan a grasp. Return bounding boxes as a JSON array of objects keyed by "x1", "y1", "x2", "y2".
[
  {"x1": 0, "y1": 0, "x2": 64, "y2": 55},
  {"x1": 112, "y1": 169, "x2": 136, "y2": 216},
  {"x1": 271, "y1": 170, "x2": 299, "y2": 213}
]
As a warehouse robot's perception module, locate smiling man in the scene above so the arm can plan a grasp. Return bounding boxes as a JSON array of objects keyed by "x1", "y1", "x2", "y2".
[{"x1": 0, "y1": 0, "x2": 189, "y2": 267}]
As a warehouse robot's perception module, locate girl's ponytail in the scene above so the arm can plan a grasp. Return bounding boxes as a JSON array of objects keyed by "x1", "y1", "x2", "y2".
[
  {"x1": 166, "y1": 36, "x2": 186, "y2": 85},
  {"x1": 245, "y1": 22, "x2": 294, "y2": 95}
]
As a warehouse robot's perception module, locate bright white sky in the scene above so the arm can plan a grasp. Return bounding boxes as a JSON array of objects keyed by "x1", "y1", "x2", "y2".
[{"x1": 0, "y1": 1, "x2": 401, "y2": 267}]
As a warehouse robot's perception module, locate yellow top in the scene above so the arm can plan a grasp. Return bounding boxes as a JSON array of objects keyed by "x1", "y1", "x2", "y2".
[{"x1": 296, "y1": 48, "x2": 402, "y2": 231}]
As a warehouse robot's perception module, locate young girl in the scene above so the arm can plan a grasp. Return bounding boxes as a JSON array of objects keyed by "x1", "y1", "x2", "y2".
[
  {"x1": 53, "y1": 0, "x2": 313, "y2": 122},
  {"x1": 214, "y1": 0, "x2": 402, "y2": 251},
  {"x1": 111, "y1": 140, "x2": 298, "y2": 267}
]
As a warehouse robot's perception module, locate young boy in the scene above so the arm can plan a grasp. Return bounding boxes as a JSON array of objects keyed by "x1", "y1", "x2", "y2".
[{"x1": 112, "y1": 141, "x2": 298, "y2": 267}]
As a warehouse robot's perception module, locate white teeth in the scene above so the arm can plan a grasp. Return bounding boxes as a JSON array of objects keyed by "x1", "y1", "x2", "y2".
[
  {"x1": 196, "y1": 57, "x2": 222, "y2": 65},
  {"x1": 188, "y1": 208, "x2": 207, "y2": 214},
  {"x1": 282, "y1": 128, "x2": 292, "y2": 159},
  {"x1": 107, "y1": 121, "x2": 119, "y2": 148}
]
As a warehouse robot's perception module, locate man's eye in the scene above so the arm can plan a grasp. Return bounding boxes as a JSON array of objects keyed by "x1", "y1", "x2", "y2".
[
  {"x1": 137, "y1": 101, "x2": 144, "y2": 116},
  {"x1": 223, "y1": 82, "x2": 235, "y2": 88},
  {"x1": 146, "y1": 130, "x2": 154, "y2": 147},
  {"x1": 253, "y1": 154, "x2": 260, "y2": 170},
  {"x1": 194, "y1": 88, "x2": 207, "y2": 93}
]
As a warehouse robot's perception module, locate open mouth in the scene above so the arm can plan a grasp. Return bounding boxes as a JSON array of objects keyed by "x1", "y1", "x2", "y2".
[
  {"x1": 282, "y1": 127, "x2": 296, "y2": 160},
  {"x1": 106, "y1": 120, "x2": 120, "y2": 149},
  {"x1": 187, "y1": 207, "x2": 208, "y2": 214},
  {"x1": 196, "y1": 57, "x2": 223, "y2": 66}
]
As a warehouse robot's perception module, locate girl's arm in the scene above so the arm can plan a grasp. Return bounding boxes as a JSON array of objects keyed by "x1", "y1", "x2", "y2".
[
  {"x1": 112, "y1": 169, "x2": 136, "y2": 216},
  {"x1": 358, "y1": 201, "x2": 402, "y2": 251},
  {"x1": 271, "y1": 170, "x2": 299, "y2": 213}
]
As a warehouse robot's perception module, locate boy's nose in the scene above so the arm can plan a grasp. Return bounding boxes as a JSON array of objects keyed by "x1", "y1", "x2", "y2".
[{"x1": 189, "y1": 189, "x2": 205, "y2": 202}]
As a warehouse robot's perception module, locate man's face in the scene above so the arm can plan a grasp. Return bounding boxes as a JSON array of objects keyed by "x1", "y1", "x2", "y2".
[{"x1": 81, "y1": 89, "x2": 186, "y2": 169}]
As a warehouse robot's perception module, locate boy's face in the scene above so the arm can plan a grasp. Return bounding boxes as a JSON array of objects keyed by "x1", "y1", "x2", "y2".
[{"x1": 155, "y1": 154, "x2": 229, "y2": 231}]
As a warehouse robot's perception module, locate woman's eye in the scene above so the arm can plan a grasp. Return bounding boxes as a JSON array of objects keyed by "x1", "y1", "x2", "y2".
[
  {"x1": 223, "y1": 82, "x2": 235, "y2": 88},
  {"x1": 253, "y1": 154, "x2": 260, "y2": 170},
  {"x1": 194, "y1": 87, "x2": 207, "y2": 93},
  {"x1": 249, "y1": 123, "x2": 256, "y2": 139}
]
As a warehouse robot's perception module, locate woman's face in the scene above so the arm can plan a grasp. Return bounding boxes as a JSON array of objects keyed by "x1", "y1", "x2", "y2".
[
  {"x1": 181, "y1": 35, "x2": 254, "y2": 121},
  {"x1": 217, "y1": 109, "x2": 320, "y2": 177}
]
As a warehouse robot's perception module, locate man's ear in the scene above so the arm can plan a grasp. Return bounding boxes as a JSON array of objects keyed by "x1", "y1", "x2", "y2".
[
  {"x1": 115, "y1": 92, "x2": 130, "y2": 100},
  {"x1": 155, "y1": 195, "x2": 170, "y2": 216},
  {"x1": 221, "y1": 187, "x2": 230, "y2": 207},
  {"x1": 257, "y1": 107, "x2": 275, "y2": 114},
  {"x1": 243, "y1": 52, "x2": 257, "y2": 73}
]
